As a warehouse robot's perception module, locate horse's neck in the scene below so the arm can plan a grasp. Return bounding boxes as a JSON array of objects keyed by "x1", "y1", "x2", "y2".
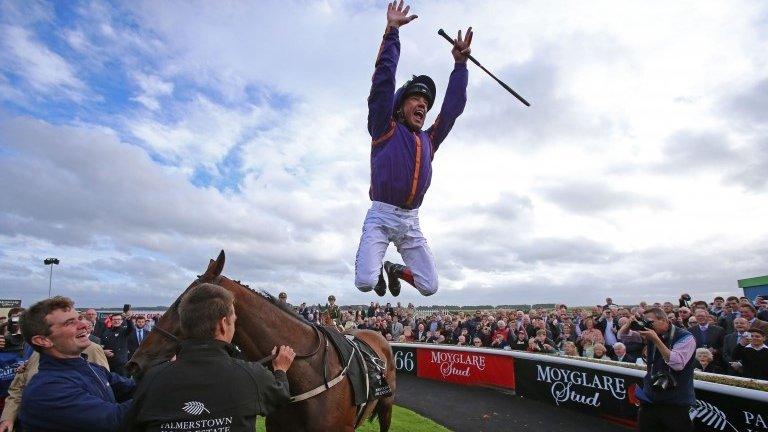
[{"x1": 236, "y1": 293, "x2": 315, "y2": 358}]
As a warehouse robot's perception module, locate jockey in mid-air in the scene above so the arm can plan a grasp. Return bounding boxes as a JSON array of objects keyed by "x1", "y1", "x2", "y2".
[{"x1": 355, "y1": 0, "x2": 472, "y2": 297}]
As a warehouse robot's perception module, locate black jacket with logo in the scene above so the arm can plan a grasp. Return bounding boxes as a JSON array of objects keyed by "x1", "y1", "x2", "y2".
[{"x1": 121, "y1": 339, "x2": 291, "y2": 432}]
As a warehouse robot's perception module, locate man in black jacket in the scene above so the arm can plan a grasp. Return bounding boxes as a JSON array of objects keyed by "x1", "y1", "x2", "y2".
[
  {"x1": 688, "y1": 309, "x2": 725, "y2": 363},
  {"x1": 102, "y1": 312, "x2": 135, "y2": 376},
  {"x1": 722, "y1": 317, "x2": 749, "y2": 375},
  {"x1": 121, "y1": 283, "x2": 295, "y2": 432},
  {"x1": 717, "y1": 296, "x2": 740, "y2": 334},
  {"x1": 756, "y1": 297, "x2": 768, "y2": 321},
  {"x1": 731, "y1": 327, "x2": 768, "y2": 380},
  {"x1": 610, "y1": 342, "x2": 636, "y2": 363}
]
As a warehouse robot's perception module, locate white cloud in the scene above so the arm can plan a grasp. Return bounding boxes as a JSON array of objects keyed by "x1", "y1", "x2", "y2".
[
  {"x1": 130, "y1": 72, "x2": 174, "y2": 111},
  {"x1": 2, "y1": 0, "x2": 768, "y2": 308},
  {"x1": 129, "y1": 95, "x2": 276, "y2": 170},
  {"x1": 0, "y1": 25, "x2": 85, "y2": 100}
]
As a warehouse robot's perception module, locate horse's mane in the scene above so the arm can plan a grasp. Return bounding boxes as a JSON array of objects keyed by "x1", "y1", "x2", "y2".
[
  {"x1": 255, "y1": 288, "x2": 304, "y2": 319},
  {"x1": 174, "y1": 275, "x2": 306, "y2": 324},
  {"x1": 226, "y1": 278, "x2": 305, "y2": 322}
]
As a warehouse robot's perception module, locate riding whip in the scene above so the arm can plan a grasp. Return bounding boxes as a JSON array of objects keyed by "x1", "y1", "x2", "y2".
[{"x1": 437, "y1": 28, "x2": 530, "y2": 107}]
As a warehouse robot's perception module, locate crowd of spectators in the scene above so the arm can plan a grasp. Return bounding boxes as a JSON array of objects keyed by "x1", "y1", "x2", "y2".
[
  {"x1": 2, "y1": 294, "x2": 767, "y2": 383},
  {"x1": 0, "y1": 292, "x2": 766, "y2": 430},
  {"x1": 319, "y1": 294, "x2": 768, "y2": 381}
]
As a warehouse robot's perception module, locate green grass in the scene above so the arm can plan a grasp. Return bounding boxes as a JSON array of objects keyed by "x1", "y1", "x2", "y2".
[{"x1": 255, "y1": 405, "x2": 451, "y2": 431}]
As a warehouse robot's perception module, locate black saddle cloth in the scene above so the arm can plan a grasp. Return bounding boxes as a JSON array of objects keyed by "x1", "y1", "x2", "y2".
[{"x1": 317, "y1": 326, "x2": 391, "y2": 406}]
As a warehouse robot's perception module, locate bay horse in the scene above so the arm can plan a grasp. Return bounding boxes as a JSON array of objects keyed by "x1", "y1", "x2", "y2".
[{"x1": 126, "y1": 251, "x2": 396, "y2": 431}]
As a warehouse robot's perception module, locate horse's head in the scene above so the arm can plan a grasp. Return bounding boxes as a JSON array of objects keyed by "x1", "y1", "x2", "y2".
[{"x1": 125, "y1": 250, "x2": 226, "y2": 380}]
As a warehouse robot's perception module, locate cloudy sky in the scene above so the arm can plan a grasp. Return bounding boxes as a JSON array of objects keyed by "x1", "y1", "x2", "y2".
[{"x1": 1, "y1": 0, "x2": 766, "y2": 308}]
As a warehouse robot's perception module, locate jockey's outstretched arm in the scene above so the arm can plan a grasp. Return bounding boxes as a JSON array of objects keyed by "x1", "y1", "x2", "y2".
[
  {"x1": 426, "y1": 28, "x2": 472, "y2": 153},
  {"x1": 367, "y1": 1, "x2": 417, "y2": 142}
]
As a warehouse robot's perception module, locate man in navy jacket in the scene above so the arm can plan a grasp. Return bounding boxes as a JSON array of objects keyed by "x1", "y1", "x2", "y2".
[
  {"x1": 18, "y1": 296, "x2": 135, "y2": 432},
  {"x1": 126, "y1": 315, "x2": 149, "y2": 362}
]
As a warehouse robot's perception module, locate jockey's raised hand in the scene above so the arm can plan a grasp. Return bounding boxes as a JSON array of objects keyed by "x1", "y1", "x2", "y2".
[
  {"x1": 387, "y1": 0, "x2": 417, "y2": 28},
  {"x1": 451, "y1": 27, "x2": 473, "y2": 63}
]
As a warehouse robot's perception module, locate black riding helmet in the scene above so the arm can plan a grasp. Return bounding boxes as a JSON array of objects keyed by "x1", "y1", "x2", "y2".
[{"x1": 397, "y1": 75, "x2": 436, "y2": 110}]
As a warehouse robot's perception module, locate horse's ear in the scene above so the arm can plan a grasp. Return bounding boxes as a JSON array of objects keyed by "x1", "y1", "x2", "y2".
[
  {"x1": 203, "y1": 259, "x2": 216, "y2": 276},
  {"x1": 212, "y1": 250, "x2": 225, "y2": 276}
]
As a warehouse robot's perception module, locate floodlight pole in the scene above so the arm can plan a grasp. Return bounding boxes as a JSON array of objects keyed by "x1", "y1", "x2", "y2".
[
  {"x1": 44, "y1": 258, "x2": 60, "y2": 298},
  {"x1": 48, "y1": 264, "x2": 53, "y2": 298}
]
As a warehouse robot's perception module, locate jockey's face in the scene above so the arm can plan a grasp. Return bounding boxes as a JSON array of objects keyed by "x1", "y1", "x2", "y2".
[{"x1": 400, "y1": 94, "x2": 428, "y2": 131}]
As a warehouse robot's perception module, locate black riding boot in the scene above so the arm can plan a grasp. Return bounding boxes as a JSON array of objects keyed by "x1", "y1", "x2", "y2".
[
  {"x1": 383, "y1": 261, "x2": 407, "y2": 297},
  {"x1": 374, "y1": 267, "x2": 387, "y2": 297}
]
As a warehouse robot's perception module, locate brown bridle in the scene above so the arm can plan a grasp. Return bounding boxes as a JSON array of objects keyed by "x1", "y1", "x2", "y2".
[
  {"x1": 148, "y1": 275, "x2": 324, "y2": 366},
  {"x1": 139, "y1": 273, "x2": 355, "y2": 406}
]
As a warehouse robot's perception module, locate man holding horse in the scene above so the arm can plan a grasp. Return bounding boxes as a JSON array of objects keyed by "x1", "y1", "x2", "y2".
[
  {"x1": 121, "y1": 283, "x2": 296, "y2": 432},
  {"x1": 355, "y1": 0, "x2": 472, "y2": 297}
]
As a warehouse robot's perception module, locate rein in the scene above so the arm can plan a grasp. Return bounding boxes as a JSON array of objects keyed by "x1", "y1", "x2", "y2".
[
  {"x1": 151, "y1": 324, "x2": 178, "y2": 343},
  {"x1": 149, "y1": 292, "x2": 324, "y2": 366},
  {"x1": 249, "y1": 324, "x2": 324, "y2": 365}
]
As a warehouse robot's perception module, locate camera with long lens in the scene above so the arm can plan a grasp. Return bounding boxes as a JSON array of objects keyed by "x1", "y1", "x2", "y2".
[
  {"x1": 651, "y1": 371, "x2": 677, "y2": 391},
  {"x1": 7, "y1": 318, "x2": 20, "y2": 334},
  {"x1": 3, "y1": 316, "x2": 24, "y2": 351},
  {"x1": 3, "y1": 333, "x2": 23, "y2": 351},
  {"x1": 629, "y1": 318, "x2": 653, "y2": 332}
]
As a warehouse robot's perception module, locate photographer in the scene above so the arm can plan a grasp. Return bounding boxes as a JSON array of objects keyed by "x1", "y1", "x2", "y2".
[
  {"x1": 629, "y1": 308, "x2": 696, "y2": 432},
  {"x1": 0, "y1": 310, "x2": 26, "y2": 432},
  {"x1": 2, "y1": 310, "x2": 25, "y2": 353}
]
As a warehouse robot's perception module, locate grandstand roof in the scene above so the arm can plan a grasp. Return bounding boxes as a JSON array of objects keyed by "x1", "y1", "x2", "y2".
[{"x1": 738, "y1": 275, "x2": 768, "y2": 288}]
